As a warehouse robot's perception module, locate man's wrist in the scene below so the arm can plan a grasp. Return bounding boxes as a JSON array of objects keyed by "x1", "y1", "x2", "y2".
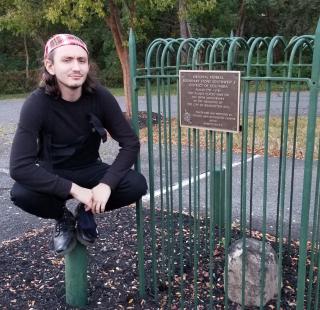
[
  {"x1": 96, "y1": 182, "x2": 111, "y2": 190},
  {"x1": 70, "y1": 183, "x2": 79, "y2": 195}
]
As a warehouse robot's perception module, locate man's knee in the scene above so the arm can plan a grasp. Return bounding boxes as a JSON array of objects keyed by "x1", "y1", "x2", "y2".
[
  {"x1": 10, "y1": 182, "x2": 65, "y2": 219},
  {"x1": 10, "y1": 183, "x2": 39, "y2": 216},
  {"x1": 122, "y1": 170, "x2": 148, "y2": 200},
  {"x1": 128, "y1": 171, "x2": 147, "y2": 196},
  {"x1": 10, "y1": 183, "x2": 43, "y2": 212},
  {"x1": 106, "y1": 171, "x2": 148, "y2": 209},
  {"x1": 10, "y1": 183, "x2": 27, "y2": 206}
]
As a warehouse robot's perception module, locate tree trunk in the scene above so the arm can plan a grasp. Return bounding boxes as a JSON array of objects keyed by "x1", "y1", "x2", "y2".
[
  {"x1": 179, "y1": 0, "x2": 192, "y2": 38},
  {"x1": 179, "y1": 0, "x2": 192, "y2": 64},
  {"x1": 105, "y1": 0, "x2": 132, "y2": 119},
  {"x1": 34, "y1": 35, "x2": 45, "y2": 49},
  {"x1": 23, "y1": 34, "x2": 29, "y2": 80},
  {"x1": 236, "y1": 0, "x2": 246, "y2": 37}
]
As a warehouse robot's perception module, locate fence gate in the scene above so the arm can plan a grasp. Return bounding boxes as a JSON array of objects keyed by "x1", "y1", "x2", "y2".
[{"x1": 129, "y1": 20, "x2": 320, "y2": 309}]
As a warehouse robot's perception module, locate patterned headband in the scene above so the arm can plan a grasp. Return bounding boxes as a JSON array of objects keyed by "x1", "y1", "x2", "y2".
[{"x1": 44, "y1": 34, "x2": 88, "y2": 59}]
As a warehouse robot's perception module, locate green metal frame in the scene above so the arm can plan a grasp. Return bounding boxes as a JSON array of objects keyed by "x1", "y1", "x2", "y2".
[{"x1": 129, "y1": 19, "x2": 320, "y2": 309}]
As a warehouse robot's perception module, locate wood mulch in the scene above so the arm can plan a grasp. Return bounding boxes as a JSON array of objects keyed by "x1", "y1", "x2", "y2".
[{"x1": 0, "y1": 205, "x2": 315, "y2": 309}]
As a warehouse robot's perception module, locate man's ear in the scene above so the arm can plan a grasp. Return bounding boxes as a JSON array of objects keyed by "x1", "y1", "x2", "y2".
[{"x1": 44, "y1": 59, "x2": 55, "y2": 75}]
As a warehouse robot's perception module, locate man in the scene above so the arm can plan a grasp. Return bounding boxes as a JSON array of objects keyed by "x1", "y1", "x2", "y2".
[{"x1": 9, "y1": 34, "x2": 147, "y2": 255}]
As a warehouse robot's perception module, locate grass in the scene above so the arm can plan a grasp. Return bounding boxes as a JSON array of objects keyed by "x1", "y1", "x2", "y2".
[
  {"x1": 139, "y1": 116, "x2": 320, "y2": 159},
  {"x1": 0, "y1": 86, "x2": 172, "y2": 100},
  {"x1": 0, "y1": 80, "x2": 310, "y2": 100},
  {"x1": 0, "y1": 93, "x2": 29, "y2": 100},
  {"x1": 0, "y1": 87, "x2": 125, "y2": 100}
]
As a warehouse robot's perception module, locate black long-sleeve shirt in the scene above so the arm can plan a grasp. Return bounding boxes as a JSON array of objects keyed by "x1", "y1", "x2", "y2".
[{"x1": 9, "y1": 85, "x2": 140, "y2": 199}]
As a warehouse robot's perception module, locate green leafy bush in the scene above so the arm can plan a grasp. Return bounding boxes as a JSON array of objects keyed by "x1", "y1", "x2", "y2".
[{"x1": 0, "y1": 70, "x2": 39, "y2": 94}]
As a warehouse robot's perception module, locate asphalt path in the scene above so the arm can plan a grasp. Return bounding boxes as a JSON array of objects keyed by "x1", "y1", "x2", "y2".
[
  {"x1": 0, "y1": 91, "x2": 318, "y2": 126},
  {"x1": 0, "y1": 93, "x2": 318, "y2": 243}
]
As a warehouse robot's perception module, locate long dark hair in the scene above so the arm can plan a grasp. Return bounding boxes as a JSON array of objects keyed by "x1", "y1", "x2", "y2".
[{"x1": 39, "y1": 51, "x2": 97, "y2": 97}]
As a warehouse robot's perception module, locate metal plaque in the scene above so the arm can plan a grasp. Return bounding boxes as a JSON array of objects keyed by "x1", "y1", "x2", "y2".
[{"x1": 179, "y1": 70, "x2": 241, "y2": 133}]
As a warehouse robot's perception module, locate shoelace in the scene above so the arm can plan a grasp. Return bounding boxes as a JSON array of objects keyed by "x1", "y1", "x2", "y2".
[{"x1": 55, "y1": 212, "x2": 74, "y2": 234}]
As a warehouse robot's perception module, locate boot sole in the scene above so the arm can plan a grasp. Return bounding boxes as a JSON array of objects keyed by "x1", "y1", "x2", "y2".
[{"x1": 76, "y1": 229, "x2": 96, "y2": 247}]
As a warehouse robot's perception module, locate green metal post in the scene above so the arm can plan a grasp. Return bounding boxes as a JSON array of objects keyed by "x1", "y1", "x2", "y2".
[
  {"x1": 224, "y1": 132, "x2": 232, "y2": 310},
  {"x1": 65, "y1": 242, "x2": 88, "y2": 308},
  {"x1": 145, "y1": 40, "x2": 158, "y2": 299},
  {"x1": 296, "y1": 19, "x2": 320, "y2": 310},
  {"x1": 129, "y1": 28, "x2": 146, "y2": 298},
  {"x1": 209, "y1": 131, "x2": 216, "y2": 310},
  {"x1": 224, "y1": 38, "x2": 242, "y2": 310},
  {"x1": 213, "y1": 168, "x2": 225, "y2": 230}
]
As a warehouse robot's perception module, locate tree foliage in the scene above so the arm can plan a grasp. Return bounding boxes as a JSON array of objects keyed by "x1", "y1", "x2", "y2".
[
  {"x1": 0, "y1": 0, "x2": 320, "y2": 97},
  {"x1": 0, "y1": 0, "x2": 50, "y2": 41},
  {"x1": 41, "y1": 0, "x2": 215, "y2": 115}
]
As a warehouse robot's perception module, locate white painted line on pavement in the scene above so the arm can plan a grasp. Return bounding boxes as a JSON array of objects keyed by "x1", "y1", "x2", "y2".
[
  {"x1": 0, "y1": 168, "x2": 9, "y2": 175},
  {"x1": 142, "y1": 154, "x2": 262, "y2": 202},
  {"x1": 0, "y1": 154, "x2": 262, "y2": 199}
]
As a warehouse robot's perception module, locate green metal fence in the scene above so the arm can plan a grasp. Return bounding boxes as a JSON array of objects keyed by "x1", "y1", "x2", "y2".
[{"x1": 129, "y1": 19, "x2": 320, "y2": 309}]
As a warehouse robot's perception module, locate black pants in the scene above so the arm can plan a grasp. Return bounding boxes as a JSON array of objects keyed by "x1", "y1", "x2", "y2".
[{"x1": 10, "y1": 161, "x2": 148, "y2": 220}]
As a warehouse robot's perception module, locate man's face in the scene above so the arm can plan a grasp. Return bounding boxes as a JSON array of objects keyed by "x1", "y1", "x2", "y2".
[{"x1": 45, "y1": 45, "x2": 89, "y2": 91}]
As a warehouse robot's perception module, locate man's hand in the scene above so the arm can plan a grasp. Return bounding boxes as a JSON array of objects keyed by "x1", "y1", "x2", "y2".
[
  {"x1": 70, "y1": 183, "x2": 93, "y2": 209},
  {"x1": 91, "y1": 183, "x2": 111, "y2": 214}
]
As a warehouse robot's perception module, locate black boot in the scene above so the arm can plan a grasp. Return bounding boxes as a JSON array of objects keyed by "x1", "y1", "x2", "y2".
[
  {"x1": 53, "y1": 208, "x2": 76, "y2": 255},
  {"x1": 75, "y1": 203, "x2": 98, "y2": 246}
]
